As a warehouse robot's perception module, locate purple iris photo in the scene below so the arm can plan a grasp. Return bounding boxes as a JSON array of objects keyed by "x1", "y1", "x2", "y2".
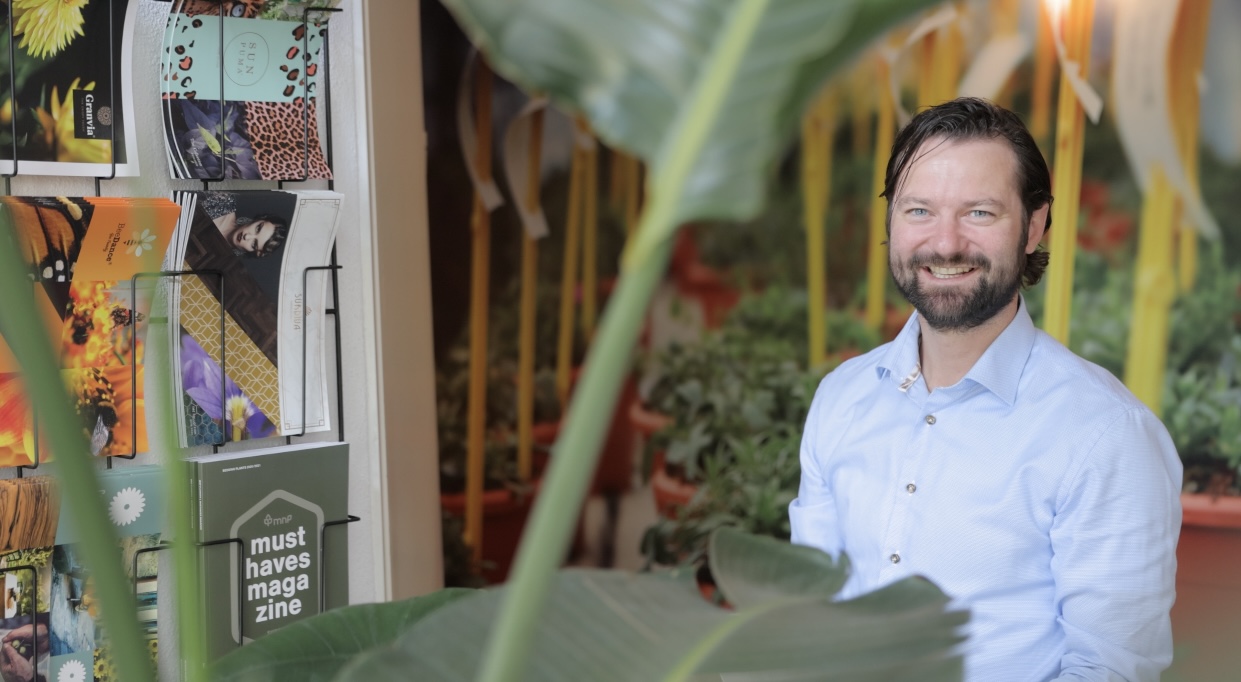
[{"x1": 181, "y1": 332, "x2": 274, "y2": 441}]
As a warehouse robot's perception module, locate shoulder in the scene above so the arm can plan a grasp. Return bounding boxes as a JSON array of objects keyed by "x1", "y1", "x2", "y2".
[
  {"x1": 200, "y1": 191, "x2": 237, "y2": 219},
  {"x1": 1025, "y1": 328, "x2": 1148, "y2": 416}
]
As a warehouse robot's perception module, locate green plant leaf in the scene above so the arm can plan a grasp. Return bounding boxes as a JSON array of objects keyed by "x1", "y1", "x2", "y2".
[
  {"x1": 212, "y1": 588, "x2": 478, "y2": 682},
  {"x1": 708, "y1": 526, "x2": 849, "y2": 609},
  {"x1": 434, "y1": 1, "x2": 947, "y2": 680},
  {"x1": 334, "y1": 556, "x2": 964, "y2": 682},
  {"x1": 0, "y1": 211, "x2": 152, "y2": 682},
  {"x1": 198, "y1": 124, "x2": 222, "y2": 154},
  {"x1": 442, "y1": 0, "x2": 939, "y2": 263}
]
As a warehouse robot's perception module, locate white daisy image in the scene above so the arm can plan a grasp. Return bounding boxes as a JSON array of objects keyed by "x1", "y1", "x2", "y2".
[{"x1": 109, "y1": 486, "x2": 146, "y2": 526}]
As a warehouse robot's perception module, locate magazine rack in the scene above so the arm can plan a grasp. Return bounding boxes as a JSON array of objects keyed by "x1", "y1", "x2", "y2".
[
  {"x1": 4, "y1": 4, "x2": 349, "y2": 470},
  {"x1": 0, "y1": 3, "x2": 362, "y2": 664},
  {"x1": 0, "y1": 564, "x2": 43, "y2": 665}
]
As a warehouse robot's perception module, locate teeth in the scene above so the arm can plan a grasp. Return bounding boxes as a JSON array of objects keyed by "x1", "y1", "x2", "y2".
[{"x1": 929, "y1": 266, "x2": 973, "y2": 277}]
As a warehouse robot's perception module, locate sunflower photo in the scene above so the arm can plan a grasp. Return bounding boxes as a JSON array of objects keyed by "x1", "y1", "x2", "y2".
[{"x1": 0, "y1": 0, "x2": 140, "y2": 176}]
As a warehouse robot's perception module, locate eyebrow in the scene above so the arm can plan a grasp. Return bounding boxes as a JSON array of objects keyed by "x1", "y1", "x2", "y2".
[{"x1": 893, "y1": 197, "x2": 1007, "y2": 209}]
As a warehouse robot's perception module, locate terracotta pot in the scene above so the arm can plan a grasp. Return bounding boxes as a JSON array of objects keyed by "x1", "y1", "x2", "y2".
[
  {"x1": 440, "y1": 481, "x2": 540, "y2": 584},
  {"x1": 675, "y1": 262, "x2": 741, "y2": 329},
  {"x1": 649, "y1": 450, "x2": 698, "y2": 519},
  {"x1": 1168, "y1": 493, "x2": 1241, "y2": 677},
  {"x1": 629, "y1": 401, "x2": 673, "y2": 440}
]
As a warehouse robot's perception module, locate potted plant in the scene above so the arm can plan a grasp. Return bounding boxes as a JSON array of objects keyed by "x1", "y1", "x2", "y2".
[
  {"x1": 640, "y1": 332, "x2": 818, "y2": 517},
  {"x1": 435, "y1": 335, "x2": 561, "y2": 584},
  {"x1": 1159, "y1": 253, "x2": 1241, "y2": 676},
  {"x1": 641, "y1": 427, "x2": 802, "y2": 581}
]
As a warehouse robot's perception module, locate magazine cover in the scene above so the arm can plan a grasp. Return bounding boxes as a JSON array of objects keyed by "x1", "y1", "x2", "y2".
[
  {"x1": 0, "y1": 0, "x2": 140, "y2": 176},
  {"x1": 0, "y1": 198, "x2": 179, "y2": 466},
  {"x1": 190, "y1": 441, "x2": 349, "y2": 660},
  {"x1": 0, "y1": 476, "x2": 59, "y2": 682},
  {"x1": 161, "y1": 0, "x2": 334, "y2": 180},
  {"x1": 50, "y1": 465, "x2": 165, "y2": 682},
  {"x1": 170, "y1": 190, "x2": 341, "y2": 446}
]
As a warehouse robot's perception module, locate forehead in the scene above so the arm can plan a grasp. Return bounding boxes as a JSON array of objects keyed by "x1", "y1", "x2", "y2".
[{"x1": 895, "y1": 136, "x2": 1020, "y2": 202}]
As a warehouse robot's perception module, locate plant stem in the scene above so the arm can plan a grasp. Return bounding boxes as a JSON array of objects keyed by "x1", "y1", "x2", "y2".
[
  {"x1": 0, "y1": 217, "x2": 152, "y2": 682},
  {"x1": 621, "y1": 0, "x2": 773, "y2": 272},
  {"x1": 476, "y1": 2, "x2": 772, "y2": 679},
  {"x1": 153, "y1": 333, "x2": 207, "y2": 681}
]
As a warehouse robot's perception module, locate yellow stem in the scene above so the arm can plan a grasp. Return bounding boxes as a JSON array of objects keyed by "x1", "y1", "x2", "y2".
[
  {"x1": 1124, "y1": 167, "x2": 1177, "y2": 415},
  {"x1": 581, "y1": 134, "x2": 599, "y2": 339},
  {"x1": 851, "y1": 65, "x2": 873, "y2": 158},
  {"x1": 556, "y1": 144, "x2": 585, "y2": 406},
  {"x1": 517, "y1": 108, "x2": 545, "y2": 482},
  {"x1": 804, "y1": 90, "x2": 836, "y2": 368},
  {"x1": 866, "y1": 56, "x2": 895, "y2": 333},
  {"x1": 1170, "y1": 0, "x2": 1211, "y2": 292},
  {"x1": 464, "y1": 62, "x2": 494, "y2": 559},
  {"x1": 624, "y1": 155, "x2": 641, "y2": 236},
  {"x1": 1041, "y1": 0, "x2": 1095, "y2": 344},
  {"x1": 1030, "y1": 0, "x2": 1056, "y2": 148}
]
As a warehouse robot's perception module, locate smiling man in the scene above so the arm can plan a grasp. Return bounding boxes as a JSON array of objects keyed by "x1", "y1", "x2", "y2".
[{"x1": 789, "y1": 98, "x2": 1181, "y2": 680}]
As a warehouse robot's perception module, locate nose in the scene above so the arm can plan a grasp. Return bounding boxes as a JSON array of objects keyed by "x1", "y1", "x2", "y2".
[{"x1": 927, "y1": 215, "x2": 969, "y2": 255}]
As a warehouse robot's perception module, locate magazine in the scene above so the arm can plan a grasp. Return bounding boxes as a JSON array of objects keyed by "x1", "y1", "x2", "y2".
[
  {"x1": 0, "y1": 0, "x2": 140, "y2": 176},
  {"x1": 167, "y1": 190, "x2": 342, "y2": 446},
  {"x1": 0, "y1": 198, "x2": 179, "y2": 466},
  {"x1": 160, "y1": 0, "x2": 334, "y2": 180},
  {"x1": 188, "y1": 441, "x2": 349, "y2": 660}
]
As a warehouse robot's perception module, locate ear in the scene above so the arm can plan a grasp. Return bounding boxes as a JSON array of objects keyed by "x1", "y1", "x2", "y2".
[{"x1": 1025, "y1": 202, "x2": 1050, "y2": 254}]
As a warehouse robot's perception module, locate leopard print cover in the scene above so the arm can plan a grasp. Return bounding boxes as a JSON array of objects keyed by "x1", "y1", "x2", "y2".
[{"x1": 245, "y1": 100, "x2": 332, "y2": 180}]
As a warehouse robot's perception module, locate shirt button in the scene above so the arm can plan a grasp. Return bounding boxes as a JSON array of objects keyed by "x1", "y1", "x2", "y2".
[
  {"x1": 925, "y1": 414, "x2": 936, "y2": 425},
  {"x1": 889, "y1": 553, "x2": 901, "y2": 564},
  {"x1": 906, "y1": 483, "x2": 917, "y2": 494}
]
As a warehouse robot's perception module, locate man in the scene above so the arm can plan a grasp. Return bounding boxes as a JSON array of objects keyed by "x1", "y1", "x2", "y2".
[{"x1": 789, "y1": 98, "x2": 1181, "y2": 680}]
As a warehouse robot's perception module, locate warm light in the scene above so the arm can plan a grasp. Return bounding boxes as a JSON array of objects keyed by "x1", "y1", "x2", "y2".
[{"x1": 1044, "y1": 0, "x2": 1069, "y2": 24}]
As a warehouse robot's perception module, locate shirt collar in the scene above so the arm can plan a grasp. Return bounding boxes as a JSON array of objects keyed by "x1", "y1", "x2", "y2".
[{"x1": 876, "y1": 297, "x2": 1038, "y2": 405}]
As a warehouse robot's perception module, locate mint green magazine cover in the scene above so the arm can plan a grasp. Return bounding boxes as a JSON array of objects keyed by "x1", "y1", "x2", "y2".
[
  {"x1": 190, "y1": 441, "x2": 349, "y2": 660},
  {"x1": 51, "y1": 464, "x2": 166, "y2": 682}
]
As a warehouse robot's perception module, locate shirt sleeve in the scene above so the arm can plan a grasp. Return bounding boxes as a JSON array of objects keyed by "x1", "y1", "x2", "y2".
[
  {"x1": 788, "y1": 378, "x2": 843, "y2": 556},
  {"x1": 1050, "y1": 406, "x2": 1182, "y2": 681}
]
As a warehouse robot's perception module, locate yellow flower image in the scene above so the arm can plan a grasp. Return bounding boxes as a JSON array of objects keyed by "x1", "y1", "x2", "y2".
[
  {"x1": 51, "y1": 78, "x2": 112, "y2": 163},
  {"x1": 12, "y1": 0, "x2": 89, "y2": 60}
]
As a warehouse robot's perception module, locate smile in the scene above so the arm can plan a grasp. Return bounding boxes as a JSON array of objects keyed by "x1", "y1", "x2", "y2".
[{"x1": 926, "y1": 266, "x2": 976, "y2": 278}]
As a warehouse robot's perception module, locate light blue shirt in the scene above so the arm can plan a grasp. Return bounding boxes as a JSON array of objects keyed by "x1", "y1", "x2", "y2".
[{"x1": 789, "y1": 300, "x2": 1181, "y2": 681}]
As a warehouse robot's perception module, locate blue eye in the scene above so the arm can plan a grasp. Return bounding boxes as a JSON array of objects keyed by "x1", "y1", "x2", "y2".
[
  {"x1": 969, "y1": 209, "x2": 992, "y2": 218},
  {"x1": 908, "y1": 208, "x2": 928, "y2": 217}
]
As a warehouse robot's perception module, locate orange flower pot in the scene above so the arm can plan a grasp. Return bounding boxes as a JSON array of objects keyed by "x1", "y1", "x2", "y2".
[
  {"x1": 649, "y1": 450, "x2": 698, "y2": 520},
  {"x1": 1168, "y1": 493, "x2": 1241, "y2": 677},
  {"x1": 440, "y1": 481, "x2": 540, "y2": 584}
]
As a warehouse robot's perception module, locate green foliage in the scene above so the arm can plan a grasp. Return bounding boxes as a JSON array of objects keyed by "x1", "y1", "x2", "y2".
[
  {"x1": 435, "y1": 334, "x2": 558, "y2": 493},
  {"x1": 210, "y1": 589, "x2": 477, "y2": 682},
  {"x1": 412, "y1": 0, "x2": 953, "y2": 679},
  {"x1": 1164, "y1": 338, "x2": 1241, "y2": 491},
  {"x1": 333, "y1": 528, "x2": 965, "y2": 681},
  {"x1": 642, "y1": 430, "x2": 802, "y2": 568},
  {"x1": 643, "y1": 331, "x2": 819, "y2": 483}
]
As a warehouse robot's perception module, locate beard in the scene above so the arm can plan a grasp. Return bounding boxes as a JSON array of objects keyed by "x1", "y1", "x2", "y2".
[{"x1": 890, "y1": 245, "x2": 1025, "y2": 332}]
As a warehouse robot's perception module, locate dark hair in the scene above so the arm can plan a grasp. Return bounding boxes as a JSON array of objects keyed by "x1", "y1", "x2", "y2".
[
  {"x1": 882, "y1": 97, "x2": 1053, "y2": 287},
  {"x1": 237, "y1": 213, "x2": 289, "y2": 258}
]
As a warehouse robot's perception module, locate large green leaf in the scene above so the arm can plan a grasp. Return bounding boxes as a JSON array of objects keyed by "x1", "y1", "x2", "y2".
[
  {"x1": 211, "y1": 588, "x2": 477, "y2": 682},
  {"x1": 433, "y1": 2, "x2": 948, "y2": 681},
  {"x1": 0, "y1": 208, "x2": 154, "y2": 682},
  {"x1": 334, "y1": 537, "x2": 965, "y2": 682},
  {"x1": 442, "y1": 0, "x2": 939, "y2": 242},
  {"x1": 709, "y1": 526, "x2": 850, "y2": 609}
]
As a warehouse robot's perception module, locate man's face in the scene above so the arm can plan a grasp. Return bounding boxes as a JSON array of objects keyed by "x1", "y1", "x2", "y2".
[
  {"x1": 888, "y1": 136, "x2": 1045, "y2": 332},
  {"x1": 234, "y1": 219, "x2": 278, "y2": 255}
]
